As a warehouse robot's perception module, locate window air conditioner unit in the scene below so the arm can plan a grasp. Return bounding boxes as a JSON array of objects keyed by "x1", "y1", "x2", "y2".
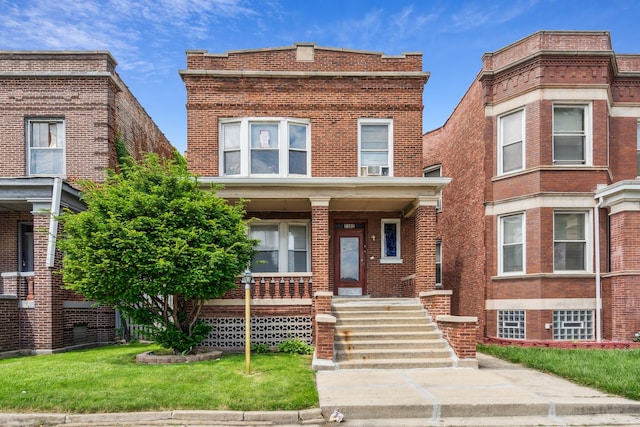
[{"x1": 361, "y1": 165, "x2": 389, "y2": 176}]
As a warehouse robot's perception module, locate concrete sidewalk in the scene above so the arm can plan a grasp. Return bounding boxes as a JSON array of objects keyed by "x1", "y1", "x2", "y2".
[
  {"x1": 2, "y1": 354, "x2": 640, "y2": 426},
  {"x1": 316, "y1": 353, "x2": 640, "y2": 426}
]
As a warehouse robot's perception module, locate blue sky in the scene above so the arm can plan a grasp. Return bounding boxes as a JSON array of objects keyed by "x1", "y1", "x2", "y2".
[{"x1": 1, "y1": 0, "x2": 638, "y2": 155}]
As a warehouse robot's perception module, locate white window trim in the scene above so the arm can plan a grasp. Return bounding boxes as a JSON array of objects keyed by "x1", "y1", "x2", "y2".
[
  {"x1": 380, "y1": 218, "x2": 402, "y2": 264},
  {"x1": 498, "y1": 212, "x2": 526, "y2": 276},
  {"x1": 552, "y1": 103, "x2": 592, "y2": 166},
  {"x1": 358, "y1": 118, "x2": 393, "y2": 177},
  {"x1": 250, "y1": 220, "x2": 311, "y2": 273},
  {"x1": 553, "y1": 210, "x2": 592, "y2": 273},
  {"x1": 219, "y1": 117, "x2": 311, "y2": 177},
  {"x1": 26, "y1": 118, "x2": 66, "y2": 177},
  {"x1": 497, "y1": 108, "x2": 525, "y2": 175}
]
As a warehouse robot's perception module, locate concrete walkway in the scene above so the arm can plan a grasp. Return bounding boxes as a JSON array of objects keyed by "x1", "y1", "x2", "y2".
[
  {"x1": 316, "y1": 353, "x2": 640, "y2": 426},
  {"x1": 2, "y1": 354, "x2": 640, "y2": 426}
]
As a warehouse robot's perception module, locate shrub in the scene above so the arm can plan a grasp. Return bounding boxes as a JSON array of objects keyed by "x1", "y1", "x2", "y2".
[
  {"x1": 151, "y1": 321, "x2": 212, "y2": 355},
  {"x1": 276, "y1": 338, "x2": 313, "y2": 355},
  {"x1": 251, "y1": 343, "x2": 271, "y2": 354}
]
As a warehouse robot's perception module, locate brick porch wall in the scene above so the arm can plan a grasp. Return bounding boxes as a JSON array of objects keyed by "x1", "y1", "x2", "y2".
[
  {"x1": 414, "y1": 204, "x2": 437, "y2": 295},
  {"x1": 437, "y1": 315, "x2": 478, "y2": 359},
  {"x1": 0, "y1": 296, "x2": 19, "y2": 353}
]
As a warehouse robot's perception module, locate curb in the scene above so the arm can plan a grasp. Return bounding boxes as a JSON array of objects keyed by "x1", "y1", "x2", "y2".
[{"x1": 0, "y1": 408, "x2": 325, "y2": 426}]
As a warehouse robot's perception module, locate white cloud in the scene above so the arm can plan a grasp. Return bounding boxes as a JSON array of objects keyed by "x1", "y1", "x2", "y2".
[
  {"x1": 449, "y1": 0, "x2": 539, "y2": 32},
  {"x1": 0, "y1": 0, "x2": 258, "y2": 78}
]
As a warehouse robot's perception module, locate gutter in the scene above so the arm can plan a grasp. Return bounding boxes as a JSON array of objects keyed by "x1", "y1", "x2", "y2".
[
  {"x1": 593, "y1": 193, "x2": 603, "y2": 342},
  {"x1": 46, "y1": 177, "x2": 62, "y2": 268}
]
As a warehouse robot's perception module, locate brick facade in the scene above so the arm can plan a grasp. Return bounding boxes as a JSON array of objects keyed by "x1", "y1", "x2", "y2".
[
  {"x1": 0, "y1": 51, "x2": 174, "y2": 355},
  {"x1": 181, "y1": 44, "x2": 447, "y2": 352},
  {"x1": 424, "y1": 31, "x2": 640, "y2": 343}
]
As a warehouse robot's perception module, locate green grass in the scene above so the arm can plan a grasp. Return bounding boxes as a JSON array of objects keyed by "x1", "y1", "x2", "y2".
[
  {"x1": 478, "y1": 344, "x2": 640, "y2": 401},
  {"x1": 0, "y1": 344, "x2": 318, "y2": 413}
]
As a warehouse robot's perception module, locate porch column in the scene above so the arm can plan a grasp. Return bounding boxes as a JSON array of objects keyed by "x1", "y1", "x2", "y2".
[
  {"x1": 30, "y1": 201, "x2": 64, "y2": 351},
  {"x1": 310, "y1": 197, "x2": 332, "y2": 348},
  {"x1": 310, "y1": 197, "x2": 331, "y2": 293},
  {"x1": 414, "y1": 198, "x2": 437, "y2": 295}
]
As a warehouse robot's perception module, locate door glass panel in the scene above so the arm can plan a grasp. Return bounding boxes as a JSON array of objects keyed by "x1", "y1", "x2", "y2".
[{"x1": 339, "y1": 237, "x2": 359, "y2": 281}]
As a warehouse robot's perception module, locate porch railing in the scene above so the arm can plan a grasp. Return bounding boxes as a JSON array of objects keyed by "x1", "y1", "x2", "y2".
[
  {"x1": 224, "y1": 273, "x2": 313, "y2": 300},
  {"x1": 398, "y1": 274, "x2": 416, "y2": 298}
]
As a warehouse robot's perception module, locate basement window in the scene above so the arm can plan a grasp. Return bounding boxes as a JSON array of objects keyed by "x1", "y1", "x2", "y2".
[
  {"x1": 498, "y1": 310, "x2": 525, "y2": 339},
  {"x1": 553, "y1": 310, "x2": 594, "y2": 340}
]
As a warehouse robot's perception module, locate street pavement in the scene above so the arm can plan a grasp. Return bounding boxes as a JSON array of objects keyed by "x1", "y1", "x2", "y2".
[{"x1": 1, "y1": 353, "x2": 639, "y2": 426}]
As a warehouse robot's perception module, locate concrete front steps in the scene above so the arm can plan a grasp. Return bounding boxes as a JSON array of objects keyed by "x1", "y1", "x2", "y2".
[{"x1": 332, "y1": 297, "x2": 455, "y2": 369}]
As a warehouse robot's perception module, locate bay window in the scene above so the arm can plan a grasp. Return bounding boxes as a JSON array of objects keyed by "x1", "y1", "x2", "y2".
[
  {"x1": 498, "y1": 109, "x2": 524, "y2": 174},
  {"x1": 220, "y1": 118, "x2": 309, "y2": 177},
  {"x1": 27, "y1": 119, "x2": 65, "y2": 176},
  {"x1": 553, "y1": 105, "x2": 591, "y2": 165},
  {"x1": 250, "y1": 222, "x2": 309, "y2": 273},
  {"x1": 499, "y1": 213, "x2": 524, "y2": 274},
  {"x1": 554, "y1": 211, "x2": 588, "y2": 272}
]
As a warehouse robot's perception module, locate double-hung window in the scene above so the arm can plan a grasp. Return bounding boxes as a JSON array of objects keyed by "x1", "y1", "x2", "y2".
[
  {"x1": 553, "y1": 212, "x2": 588, "y2": 272},
  {"x1": 498, "y1": 109, "x2": 524, "y2": 174},
  {"x1": 250, "y1": 222, "x2": 309, "y2": 273},
  {"x1": 380, "y1": 219, "x2": 402, "y2": 263},
  {"x1": 359, "y1": 119, "x2": 393, "y2": 176},
  {"x1": 220, "y1": 118, "x2": 310, "y2": 177},
  {"x1": 499, "y1": 213, "x2": 524, "y2": 274},
  {"x1": 27, "y1": 119, "x2": 65, "y2": 176},
  {"x1": 553, "y1": 105, "x2": 591, "y2": 165}
]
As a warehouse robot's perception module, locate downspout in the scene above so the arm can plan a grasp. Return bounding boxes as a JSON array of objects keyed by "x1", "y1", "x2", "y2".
[
  {"x1": 593, "y1": 194, "x2": 603, "y2": 343},
  {"x1": 46, "y1": 177, "x2": 62, "y2": 268}
]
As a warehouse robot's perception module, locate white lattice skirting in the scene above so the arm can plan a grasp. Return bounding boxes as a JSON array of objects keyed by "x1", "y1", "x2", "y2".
[{"x1": 202, "y1": 316, "x2": 313, "y2": 348}]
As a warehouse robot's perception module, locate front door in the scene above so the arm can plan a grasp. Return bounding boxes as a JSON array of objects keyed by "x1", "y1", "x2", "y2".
[
  {"x1": 334, "y1": 223, "x2": 366, "y2": 296},
  {"x1": 19, "y1": 222, "x2": 34, "y2": 272}
]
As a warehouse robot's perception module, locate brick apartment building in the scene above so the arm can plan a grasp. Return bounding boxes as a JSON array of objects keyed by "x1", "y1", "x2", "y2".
[
  {"x1": 424, "y1": 31, "x2": 640, "y2": 343},
  {"x1": 0, "y1": 51, "x2": 174, "y2": 355},
  {"x1": 180, "y1": 44, "x2": 452, "y2": 351}
]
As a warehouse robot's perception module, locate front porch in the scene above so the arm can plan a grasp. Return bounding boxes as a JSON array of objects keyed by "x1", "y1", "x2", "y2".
[
  {"x1": 196, "y1": 176, "x2": 477, "y2": 366},
  {"x1": 0, "y1": 178, "x2": 114, "y2": 354}
]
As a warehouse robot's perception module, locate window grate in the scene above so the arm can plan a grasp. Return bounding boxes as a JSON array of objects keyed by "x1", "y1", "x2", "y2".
[
  {"x1": 553, "y1": 310, "x2": 593, "y2": 340},
  {"x1": 498, "y1": 310, "x2": 525, "y2": 339}
]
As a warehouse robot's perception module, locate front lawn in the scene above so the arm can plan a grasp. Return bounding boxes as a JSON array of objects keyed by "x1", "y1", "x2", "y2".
[
  {"x1": 0, "y1": 344, "x2": 318, "y2": 413},
  {"x1": 478, "y1": 344, "x2": 640, "y2": 401}
]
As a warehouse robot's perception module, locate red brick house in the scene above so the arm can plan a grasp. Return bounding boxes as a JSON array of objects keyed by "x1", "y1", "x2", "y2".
[
  {"x1": 424, "y1": 31, "x2": 640, "y2": 343},
  {"x1": 180, "y1": 44, "x2": 467, "y2": 361},
  {"x1": 0, "y1": 51, "x2": 174, "y2": 356}
]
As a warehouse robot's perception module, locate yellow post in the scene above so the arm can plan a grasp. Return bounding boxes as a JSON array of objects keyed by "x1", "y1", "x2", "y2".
[{"x1": 244, "y1": 270, "x2": 251, "y2": 374}]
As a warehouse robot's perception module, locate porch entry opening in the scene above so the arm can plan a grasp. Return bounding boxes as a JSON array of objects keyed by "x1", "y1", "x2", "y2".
[
  {"x1": 334, "y1": 222, "x2": 366, "y2": 296},
  {"x1": 19, "y1": 222, "x2": 34, "y2": 272}
]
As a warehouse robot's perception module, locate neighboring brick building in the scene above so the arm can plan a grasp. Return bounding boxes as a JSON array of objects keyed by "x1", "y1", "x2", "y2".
[
  {"x1": 424, "y1": 31, "x2": 640, "y2": 343},
  {"x1": 180, "y1": 44, "x2": 449, "y2": 350},
  {"x1": 0, "y1": 51, "x2": 174, "y2": 355}
]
